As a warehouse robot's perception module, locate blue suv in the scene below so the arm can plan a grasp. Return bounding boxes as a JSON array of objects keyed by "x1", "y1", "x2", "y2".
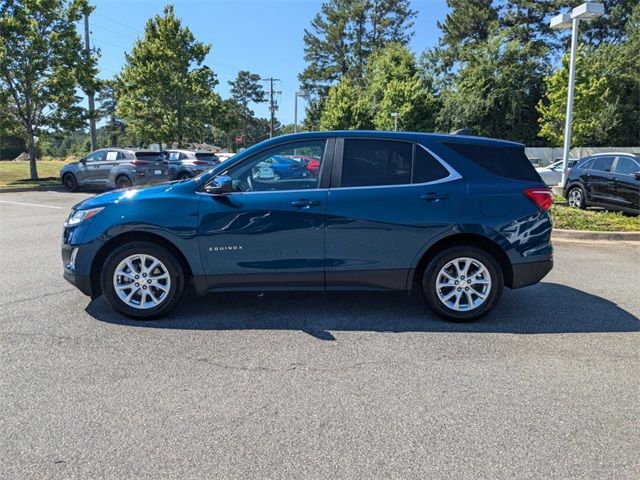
[{"x1": 62, "y1": 131, "x2": 553, "y2": 322}]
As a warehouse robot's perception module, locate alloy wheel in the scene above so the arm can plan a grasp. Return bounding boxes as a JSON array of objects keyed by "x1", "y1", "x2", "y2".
[
  {"x1": 435, "y1": 257, "x2": 492, "y2": 312},
  {"x1": 568, "y1": 188, "x2": 582, "y2": 207},
  {"x1": 112, "y1": 254, "x2": 171, "y2": 309}
]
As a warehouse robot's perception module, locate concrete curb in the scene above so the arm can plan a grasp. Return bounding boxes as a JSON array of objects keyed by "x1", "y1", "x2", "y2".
[
  {"x1": 552, "y1": 228, "x2": 640, "y2": 241},
  {"x1": 0, "y1": 185, "x2": 64, "y2": 193}
]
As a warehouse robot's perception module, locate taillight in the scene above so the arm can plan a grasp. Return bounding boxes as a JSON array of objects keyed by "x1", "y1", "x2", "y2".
[
  {"x1": 523, "y1": 187, "x2": 553, "y2": 211},
  {"x1": 131, "y1": 160, "x2": 149, "y2": 166}
]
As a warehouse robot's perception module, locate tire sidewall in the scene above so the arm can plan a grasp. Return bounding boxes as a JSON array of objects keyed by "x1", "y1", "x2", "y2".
[
  {"x1": 116, "y1": 175, "x2": 132, "y2": 189},
  {"x1": 101, "y1": 242, "x2": 185, "y2": 319},
  {"x1": 568, "y1": 186, "x2": 585, "y2": 209},
  {"x1": 422, "y1": 246, "x2": 503, "y2": 322},
  {"x1": 63, "y1": 174, "x2": 78, "y2": 192}
]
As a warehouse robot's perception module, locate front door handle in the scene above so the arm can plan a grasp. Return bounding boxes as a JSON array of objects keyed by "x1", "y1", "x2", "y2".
[
  {"x1": 290, "y1": 199, "x2": 321, "y2": 208},
  {"x1": 420, "y1": 192, "x2": 449, "y2": 202}
]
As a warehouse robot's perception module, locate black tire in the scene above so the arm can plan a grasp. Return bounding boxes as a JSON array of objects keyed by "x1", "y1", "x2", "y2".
[
  {"x1": 63, "y1": 173, "x2": 79, "y2": 192},
  {"x1": 116, "y1": 175, "x2": 133, "y2": 189},
  {"x1": 101, "y1": 241, "x2": 186, "y2": 320},
  {"x1": 567, "y1": 185, "x2": 586, "y2": 209},
  {"x1": 421, "y1": 245, "x2": 504, "y2": 322},
  {"x1": 177, "y1": 171, "x2": 193, "y2": 181}
]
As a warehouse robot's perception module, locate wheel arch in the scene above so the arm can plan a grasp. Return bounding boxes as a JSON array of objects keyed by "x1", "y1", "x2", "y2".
[
  {"x1": 89, "y1": 231, "x2": 193, "y2": 298},
  {"x1": 411, "y1": 233, "x2": 513, "y2": 289}
]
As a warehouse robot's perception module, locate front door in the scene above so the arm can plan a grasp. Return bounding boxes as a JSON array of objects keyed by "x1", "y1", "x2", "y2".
[
  {"x1": 197, "y1": 139, "x2": 331, "y2": 291},
  {"x1": 325, "y1": 138, "x2": 466, "y2": 290},
  {"x1": 76, "y1": 150, "x2": 107, "y2": 186}
]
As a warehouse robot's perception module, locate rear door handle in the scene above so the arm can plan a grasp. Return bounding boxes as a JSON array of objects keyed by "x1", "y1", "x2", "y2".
[
  {"x1": 290, "y1": 199, "x2": 321, "y2": 208},
  {"x1": 420, "y1": 192, "x2": 449, "y2": 202}
]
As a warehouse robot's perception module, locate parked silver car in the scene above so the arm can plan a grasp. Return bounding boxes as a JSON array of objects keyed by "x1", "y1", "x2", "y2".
[
  {"x1": 535, "y1": 159, "x2": 578, "y2": 186},
  {"x1": 60, "y1": 148, "x2": 170, "y2": 191},
  {"x1": 165, "y1": 149, "x2": 220, "y2": 180}
]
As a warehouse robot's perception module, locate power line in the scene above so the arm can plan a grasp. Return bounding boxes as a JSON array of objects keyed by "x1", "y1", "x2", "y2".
[
  {"x1": 94, "y1": 12, "x2": 139, "y2": 32},
  {"x1": 91, "y1": 23, "x2": 138, "y2": 41}
]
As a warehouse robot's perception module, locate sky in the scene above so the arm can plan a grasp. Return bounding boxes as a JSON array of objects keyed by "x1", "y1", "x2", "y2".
[{"x1": 88, "y1": 0, "x2": 451, "y2": 125}]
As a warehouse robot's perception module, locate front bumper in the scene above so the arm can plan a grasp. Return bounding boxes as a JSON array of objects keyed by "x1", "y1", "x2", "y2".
[
  {"x1": 62, "y1": 242, "x2": 97, "y2": 298},
  {"x1": 509, "y1": 258, "x2": 553, "y2": 289}
]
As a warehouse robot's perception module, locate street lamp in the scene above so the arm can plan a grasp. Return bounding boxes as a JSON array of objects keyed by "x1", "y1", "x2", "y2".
[
  {"x1": 550, "y1": 2, "x2": 604, "y2": 187},
  {"x1": 390, "y1": 112, "x2": 398, "y2": 131},
  {"x1": 293, "y1": 90, "x2": 307, "y2": 133}
]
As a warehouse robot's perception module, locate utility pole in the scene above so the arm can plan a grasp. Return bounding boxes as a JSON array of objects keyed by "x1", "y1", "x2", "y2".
[
  {"x1": 84, "y1": 12, "x2": 97, "y2": 151},
  {"x1": 261, "y1": 77, "x2": 281, "y2": 138}
]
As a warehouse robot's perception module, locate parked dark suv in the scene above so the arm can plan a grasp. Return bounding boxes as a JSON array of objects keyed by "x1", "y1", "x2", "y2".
[
  {"x1": 564, "y1": 153, "x2": 640, "y2": 215},
  {"x1": 62, "y1": 131, "x2": 553, "y2": 322},
  {"x1": 60, "y1": 148, "x2": 170, "y2": 191}
]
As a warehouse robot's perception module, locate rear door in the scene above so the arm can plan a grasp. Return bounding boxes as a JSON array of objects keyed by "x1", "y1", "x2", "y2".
[
  {"x1": 612, "y1": 156, "x2": 640, "y2": 211},
  {"x1": 325, "y1": 138, "x2": 465, "y2": 290},
  {"x1": 587, "y1": 156, "x2": 616, "y2": 203},
  {"x1": 96, "y1": 150, "x2": 120, "y2": 186}
]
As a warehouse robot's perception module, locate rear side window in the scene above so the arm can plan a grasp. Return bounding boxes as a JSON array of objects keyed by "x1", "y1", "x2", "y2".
[
  {"x1": 195, "y1": 153, "x2": 219, "y2": 162},
  {"x1": 444, "y1": 142, "x2": 540, "y2": 182},
  {"x1": 577, "y1": 158, "x2": 593, "y2": 169},
  {"x1": 413, "y1": 146, "x2": 450, "y2": 183},
  {"x1": 341, "y1": 139, "x2": 450, "y2": 187},
  {"x1": 614, "y1": 157, "x2": 640, "y2": 175},
  {"x1": 342, "y1": 139, "x2": 412, "y2": 187},
  {"x1": 590, "y1": 156, "x2": 614, "y2": 172},
  {"x1": 135, "y1": 152, "x2": 163, "y2": 161}
]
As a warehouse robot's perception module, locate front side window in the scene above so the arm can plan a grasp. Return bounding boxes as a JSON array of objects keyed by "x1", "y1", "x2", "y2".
[
  {"x1": 614, "y1": 157, "x2": 640, "y2": 175},
  {"x1": 225, "y1": 140, "x2": 325, "y2": 192},
  {"x1": 590, "y1": 156, "x2": 614, "y2": 172},
  {"x1": 84, "y1": 150, "x2": 106, "y2": 163}
]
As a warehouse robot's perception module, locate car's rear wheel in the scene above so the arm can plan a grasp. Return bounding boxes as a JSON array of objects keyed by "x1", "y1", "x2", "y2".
[
  {"x1": 422, "y1": 246, "x2": 503, "y2": 322},
  {"x1": 116, "y1": 175, "x2": 133, "y2": 189},
  {"x1": 101, "y1": 241, "x2": 186, "y2": 319},
  {"x1": 567, "y1": 186, "x2": 586, "y2": 209},
  {"x1": 177, "y1": 171, "x2": 193, "y2": 181},
  {"x1": 63, "y1": 173, "x2": 79, "y2": 192}
]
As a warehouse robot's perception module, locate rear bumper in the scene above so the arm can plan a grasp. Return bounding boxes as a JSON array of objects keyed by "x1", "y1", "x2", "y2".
[{"x1": 509, "y1": 258, "x2": 553, "y2": 289}]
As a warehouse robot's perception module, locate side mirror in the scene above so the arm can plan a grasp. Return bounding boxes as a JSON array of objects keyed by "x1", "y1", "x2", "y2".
[
  {"x1": 205, "y1": 175, "x2": 233, "y2": 194},
  {"x1": 79, "y1": 157, "x2": 86, "y2": 164},
  {"x1": 633, "y1": 172, "x2": 640, "y2": 180}
]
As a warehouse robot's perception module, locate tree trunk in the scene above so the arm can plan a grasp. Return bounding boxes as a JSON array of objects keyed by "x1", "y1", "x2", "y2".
[{"x1": 28, "y1": 130, "x2": 38, "y2": 181}]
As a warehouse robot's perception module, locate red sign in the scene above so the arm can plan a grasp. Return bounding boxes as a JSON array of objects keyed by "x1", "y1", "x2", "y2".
[{"x1": 235, "y1": 136, "x2": 243, "y2": 144}]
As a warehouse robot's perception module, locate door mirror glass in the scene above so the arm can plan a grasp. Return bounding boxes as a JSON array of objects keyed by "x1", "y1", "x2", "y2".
[{"x1": 205, "y1": 175, "x2": 233, "y2": 194}]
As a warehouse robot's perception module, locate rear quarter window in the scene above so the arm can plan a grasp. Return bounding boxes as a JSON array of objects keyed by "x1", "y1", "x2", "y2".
[{"x1": 444, "y1": 142, "x2": 541, "y2": 182}]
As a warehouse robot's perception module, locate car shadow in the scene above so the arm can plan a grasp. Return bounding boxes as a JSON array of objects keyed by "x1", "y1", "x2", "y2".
[{"x1": 86, "y1": 282, "x2": 639, "y2": 340}]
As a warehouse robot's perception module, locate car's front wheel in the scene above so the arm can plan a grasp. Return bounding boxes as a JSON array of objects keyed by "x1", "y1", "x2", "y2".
[
  {"x1": 101, "y1": 241, "x2": 186, "y2": 319},
  {"x1": 422, "y1": 246, "x2": 503, "y2": 322}
]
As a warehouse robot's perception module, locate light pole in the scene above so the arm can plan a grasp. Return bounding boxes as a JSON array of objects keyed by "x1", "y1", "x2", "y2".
[
  {"x1": 390, "y1": 112, "x2": 398, "y2": 131},
  {"x1": 550, "y1": 2, "x2": 604, "y2": 187},
  {"x1": 294, "y1": 90, "x2": 307, "y2": 133}
]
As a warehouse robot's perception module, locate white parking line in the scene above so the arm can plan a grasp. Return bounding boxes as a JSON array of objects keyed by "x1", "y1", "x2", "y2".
[{"x1": 0, "y1": 200, "x2": 63, "y2": 209}]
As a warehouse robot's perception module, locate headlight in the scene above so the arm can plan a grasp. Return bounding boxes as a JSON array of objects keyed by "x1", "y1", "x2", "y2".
[{"x1": 64, "y1": 207, "x2": 104, "y2": 227}]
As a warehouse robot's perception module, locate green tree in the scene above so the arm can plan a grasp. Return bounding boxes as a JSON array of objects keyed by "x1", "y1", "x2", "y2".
[
  {"x1": 96, "y1": 79, "x2": 123, "y2": 147},
  {"x1": 300, "y1": 0, "x2": 416, "y2": 126},
  {"x1": 214, "y1": 98, "x2": 243, "y2": 150},
  {"x1": 319, "y1": 76, "x2": 373, "y2": 130},
  {"x1": 437, "y1": 30, "x2": 548, "y2": 143},
  {"x1": 117, "y1": 4, "x2": 219, "y2": 148},
  {"x1": 228, "y1": 70, "x2": 266, "y2": 148},
  {"x1": 577, "y1": 0, "x2": 638, "y2": 46},
  {"x1": 0, "y1": 0, "x2": 97, "y2": 179}
]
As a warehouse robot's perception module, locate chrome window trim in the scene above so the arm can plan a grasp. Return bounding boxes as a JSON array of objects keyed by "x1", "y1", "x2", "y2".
[
  {"x1": 197, "y1": 141, "x2": 463, "y2": 196},
  {"x1": 331, "y1": 143, "x2": 462, "y2": 191}
]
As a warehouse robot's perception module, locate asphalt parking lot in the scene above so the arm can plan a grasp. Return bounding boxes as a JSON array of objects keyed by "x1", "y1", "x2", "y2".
[{"x1": 1, "y1": 190, "x2": 639, "y2": 479}]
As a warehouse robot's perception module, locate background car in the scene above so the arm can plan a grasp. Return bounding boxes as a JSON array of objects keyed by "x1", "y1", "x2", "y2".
[
  {"x1": 258, "y1": 154, "x2": 313, "y2": 180},
  {"x1": 563, "y1": 153, "x2": 640, "y2": 214},
  {"x1": 285, "y1": 154, "x2": 321, "y2": 177},
  {"x1": 535, "y1": 159, "x2": 578, "y2": 185},
  {"x1": 165, "y1": 149, "x2": 220, "y2": 180},
  {"x1": 60, "y1": 148, "x2": 169, "y2": 191}
]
